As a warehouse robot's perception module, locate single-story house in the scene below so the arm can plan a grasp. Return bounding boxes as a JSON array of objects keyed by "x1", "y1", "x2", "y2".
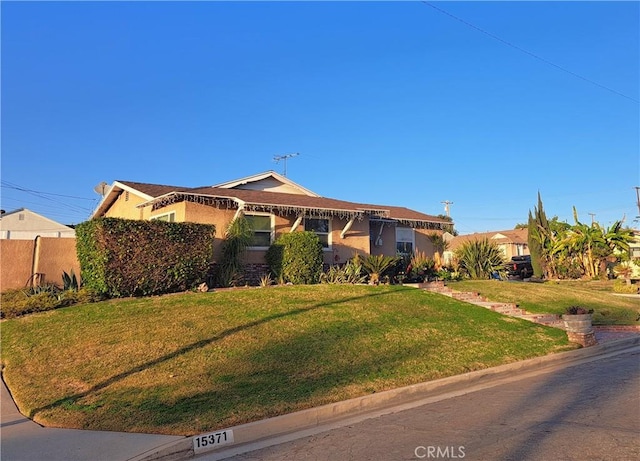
[
  {"x1": 91, "y1": 171, "x2": 452, "y2": 267},
  {"x1": 0, "y1": 208, "x2": 76, "y2": 240},
  {"x1": 444, "y1": 228, "x2": 529, "y2": 264}
]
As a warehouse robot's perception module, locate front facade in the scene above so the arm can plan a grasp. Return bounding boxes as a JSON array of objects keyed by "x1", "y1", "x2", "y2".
[{"x1": 91, "y1": 171, "x2": 451, "y2": 266}]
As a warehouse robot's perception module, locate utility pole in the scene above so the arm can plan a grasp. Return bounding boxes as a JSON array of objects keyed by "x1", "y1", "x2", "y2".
[
  {"x1": 588, "y1": 213, "x2": 596, "y2": 225},
  {"x1": 441, "y1": 200, "x2": 453, "y2": 218},
  {"x1": 273, "y1": 153, "x2": 299, "y2": 177}
]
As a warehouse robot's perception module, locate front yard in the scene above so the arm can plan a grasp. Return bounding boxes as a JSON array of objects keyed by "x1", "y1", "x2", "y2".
[
  {"x1": 1, "y1": 284, "x2": 575, "y2": 435},
  {"x1": 449, "y1": 279, "x2": 640, "y2": 325}
]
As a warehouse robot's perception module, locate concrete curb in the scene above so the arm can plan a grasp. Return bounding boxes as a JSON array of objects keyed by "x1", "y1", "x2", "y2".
[{"x1": 130, "y1": 335, "x2": 640, "y2": 461}]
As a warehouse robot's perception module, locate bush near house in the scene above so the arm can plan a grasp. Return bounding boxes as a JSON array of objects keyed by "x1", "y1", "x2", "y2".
[
  {"x1": 266, "y1": 231, "x2": 323, "y2": 285},
  {"x1": 215, "y1": 215, "x2": 253, "y2": 287},
  {"x1": 1, "y1": 281, "x2": 103, "y2": 319},
  {"x1": 75, "y1": 218, "x2": 216, "y2": 297}
]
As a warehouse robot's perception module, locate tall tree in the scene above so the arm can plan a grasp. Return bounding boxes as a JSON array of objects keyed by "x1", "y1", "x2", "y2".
[
  {"x1": 528, "y1": 192, "x2": 555, "y2": 278},
  {"x1": 528, "y1": 210, "x2": 543, "y2": 277}
]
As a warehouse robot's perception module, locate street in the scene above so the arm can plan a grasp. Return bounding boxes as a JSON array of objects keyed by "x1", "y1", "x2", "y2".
[{"x1": 203, "y1": 348, "x2": 640, "y2": 461}]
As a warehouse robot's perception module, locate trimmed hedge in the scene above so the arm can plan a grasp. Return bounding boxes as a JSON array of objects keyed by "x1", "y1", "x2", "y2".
[
  {"x1": 75, "y1": 218, "x2": 215, "y2": 297},
  {"x1": 266, "y1": 231, "x2": 323, "y2": 285}
]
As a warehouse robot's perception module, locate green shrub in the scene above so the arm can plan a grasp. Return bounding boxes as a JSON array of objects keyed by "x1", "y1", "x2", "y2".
[
  {"x1": 0, "y1": 286, "x2": 104, "y2": 319},
  {"x1": 265, "y1": 242, "x2": 284, "y2": 281},
  {"x1": 215, "y1": 215, "x2": 253, "y2": 287},
  {"x1": 75, "y1": 218, "x2": 215, "y2": 297},
  {"x1": 407, "y1": 251, "x2": 435, "y2": 282},
  {"x1": 1, "y1": 289, "x2": 55, "y2": 318},
  {"x1": 613, "y1": 279, "x2": 639, "y2": 294},
  {"x1": 266, "y1": 231, "x2": 323, "y2": 285},
  {"x1": 320, "y1": 256, "x2": 367, "y2": 284}
]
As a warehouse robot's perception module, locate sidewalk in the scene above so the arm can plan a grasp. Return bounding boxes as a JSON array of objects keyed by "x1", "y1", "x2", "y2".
[
  {"x1": 2, "y1": 335, "x2": 638, "y2": 461},
  {"x1": 0, "y1": 378, "x2": 185, "y2": 461}
]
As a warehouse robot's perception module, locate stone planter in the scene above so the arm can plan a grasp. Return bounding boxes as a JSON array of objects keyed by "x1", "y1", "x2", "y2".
[
  {"x1": 562, "y1": 313, "x2": 597, "y2": 347},
  {"x1": 562, "y1": 313, "x2": 594, "y2": 334}
]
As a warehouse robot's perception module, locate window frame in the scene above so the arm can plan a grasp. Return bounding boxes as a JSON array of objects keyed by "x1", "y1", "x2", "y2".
[
  {"x1": 245, "y1": 212, "x2": 275, "y2": 250},
  {"x1": 395, "y1": 227, "x2": 415, "y2": 257},
  {"x1": 150, "y1": 211, "x2": 176, "y2": 222},
  {"x1": 304, "y1": 216, "x2": 332, "y2": 250}
]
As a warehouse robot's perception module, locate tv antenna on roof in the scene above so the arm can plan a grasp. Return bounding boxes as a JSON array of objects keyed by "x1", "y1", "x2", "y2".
[{"x1": 273, "y1": 153, "x2": 299, "y2": 177}]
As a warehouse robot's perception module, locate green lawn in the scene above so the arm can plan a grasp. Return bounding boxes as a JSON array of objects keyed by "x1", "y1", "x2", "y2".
[
  {"x1": 1, "y1": 284, "x2": 576, "y2": 435},
  {"x1": 449, "y1": 279, "x2": 640, "y2": 325}
]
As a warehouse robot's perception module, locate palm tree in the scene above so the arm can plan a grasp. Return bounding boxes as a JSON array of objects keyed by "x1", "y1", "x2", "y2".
[
  {"x1": 216, "y1": 214, "x2": 254, "y2": 286},
  {"x1": 600, "y1": 220, "x2": 635, "y2": 278}
]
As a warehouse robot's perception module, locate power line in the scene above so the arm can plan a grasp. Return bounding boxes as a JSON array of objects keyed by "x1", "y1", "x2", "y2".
[
  {"x1": 1, "y1": 196, "x2": 95, "y2": 214},
  {"x1": 1, "y1": 181, "x2": 94, "y2": 214},
  {"x1": 1, "y1": 181, "x2": 95, "y2": 201},
  {"x1": 422, "y1": 1, "x2": 639, "y2": 104}
]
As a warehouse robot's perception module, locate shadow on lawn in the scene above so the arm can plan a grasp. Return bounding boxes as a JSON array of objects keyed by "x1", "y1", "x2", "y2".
[
  {"x1": 108, "y1": 316, "x2": 436, "y2": 433},
  {"x1": 29, "y1": 287, "x2": 417, "y2": 421}
]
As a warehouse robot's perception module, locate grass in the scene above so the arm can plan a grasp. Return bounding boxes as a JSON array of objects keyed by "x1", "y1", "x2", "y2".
[
  {"x1": 449, "y1": 279, "x2": 640, "y2": 325},
  {"x1": 1, "y1": 284, "x2": 576, "y2": 436}
]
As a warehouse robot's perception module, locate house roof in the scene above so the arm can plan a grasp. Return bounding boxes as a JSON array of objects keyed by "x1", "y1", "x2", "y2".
[
  {"x1": 144, "y1": 187, "x2": 370, "y2": 221},
  {"x1": 448, "y1": 228, "x2": 529, "y2": 251},
  {"x1": 91, "y1": 180, "x2": 189, "y2": 218},
  {"x1": 211, "y1": 170, "x2": 320, "y2": 197},
  {"x1": 93, "y1": 172, "x2": 450, "y2": 229},
  {"x1": 0, "y1": 208, "x2": 75, "y2": 232}
]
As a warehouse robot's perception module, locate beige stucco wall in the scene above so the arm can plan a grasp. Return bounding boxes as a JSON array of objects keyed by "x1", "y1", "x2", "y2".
[
  {"x1": 327, "y1": 217, "x2": 370, "y2": 265},
  {"x1": 107, "y1": 198, "x2": 446, "y2": 268},
  {"x1": 182, "y1": 201, "x2": 234, "y2": 261},
  {"x1": 104, "y1": 192, "x2": 149, "y2": 220},
  {"x1": 35, "y1": 238, "x2": 81, "y2": 286},
  {"x1": 1, "y1": 240, "x2": 35, "y2": 291},
  {"x1": 1, "y1": 237, "x2": 80, "y2": 292}
]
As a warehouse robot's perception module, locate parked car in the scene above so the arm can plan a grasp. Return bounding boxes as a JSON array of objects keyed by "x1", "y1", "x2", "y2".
[{"x1": 505, "y1": 255, "x2": 533, "y2": 279}]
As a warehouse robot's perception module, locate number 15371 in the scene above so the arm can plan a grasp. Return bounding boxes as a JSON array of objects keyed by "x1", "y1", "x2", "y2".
[{"x1": 193, "y1": 429, "x2": 234, "y2": 453}]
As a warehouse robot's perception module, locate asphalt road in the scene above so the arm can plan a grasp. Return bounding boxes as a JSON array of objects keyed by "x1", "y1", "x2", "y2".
[{"x1": 205, "y1": 347, "x2": 640, "y2": 461}]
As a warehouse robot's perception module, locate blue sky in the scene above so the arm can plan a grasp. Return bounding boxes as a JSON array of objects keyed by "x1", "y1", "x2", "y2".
[{"x1": 2, "y1": 1, "x2": 638, "y2": 234}]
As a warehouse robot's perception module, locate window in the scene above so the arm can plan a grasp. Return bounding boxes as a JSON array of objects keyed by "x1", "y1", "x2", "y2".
[
  {"x1": 396, "y1": 227, "x2": 414, "y2": 257},
  {"x1": 305, "y1": 217, "x2": 330, "y2": 248},
  {"x1": 245, "y1": 214, "x2": 273, "y2": 248},
  {"x1": 151, "y1": 212, "x2": 176, "y2": 222}
]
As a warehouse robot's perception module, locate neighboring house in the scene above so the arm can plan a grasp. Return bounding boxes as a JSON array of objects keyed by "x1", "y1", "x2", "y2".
[
  {"x1": 91, "y1": 171, "x2": 451, "y2": 267},
  {"x1": 0, "y1": 208, "x2": 76, "y2": 240},
  {"x1": 444, "y1": 228, "x2": 529, "y2": 264},
  {"x1": 630, "y1": 230, "x2": 640, "y2": 260},
  {"x1": 627, "y1": 229, "x2": 640, "y2": 280}
]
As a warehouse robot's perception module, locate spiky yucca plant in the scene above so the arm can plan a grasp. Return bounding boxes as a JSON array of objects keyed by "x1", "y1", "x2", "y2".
[
  {"x1": 455, "y1": 238, "x2": 505, "y2": 280},
  {"x1": 361, "y1": 254, "x2": 401, "y2": 285}
]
